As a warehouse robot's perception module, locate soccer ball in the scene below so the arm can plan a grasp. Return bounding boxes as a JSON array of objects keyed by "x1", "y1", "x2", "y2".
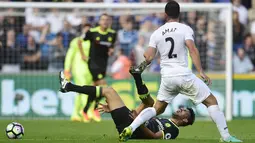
[{"x1": 5, "y1": 122, "x2": 24, "y2": 139}]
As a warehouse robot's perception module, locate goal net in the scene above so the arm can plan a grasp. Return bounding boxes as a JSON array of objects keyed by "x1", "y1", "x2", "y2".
[{"x1": 0, "y1": 2, "x2": 232, "y2": 120}]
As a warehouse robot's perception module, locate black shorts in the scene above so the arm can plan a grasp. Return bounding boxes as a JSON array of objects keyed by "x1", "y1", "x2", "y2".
[
  {"x1": 88, "y1": 60, "x2": 106, "y2": 82},
  {"x1": 111, "y1": 106, "x2": 145, "y2": 139}
]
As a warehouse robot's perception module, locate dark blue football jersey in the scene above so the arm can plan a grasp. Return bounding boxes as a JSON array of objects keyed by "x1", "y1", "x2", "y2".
[{"x1": 144, "y1": 117, "x2": 179, "y2": 139}]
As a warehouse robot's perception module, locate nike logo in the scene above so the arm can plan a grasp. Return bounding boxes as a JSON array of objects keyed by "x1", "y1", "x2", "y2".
[{"x1": 224, "y1": 127, "x2": 228, "y2": 130}]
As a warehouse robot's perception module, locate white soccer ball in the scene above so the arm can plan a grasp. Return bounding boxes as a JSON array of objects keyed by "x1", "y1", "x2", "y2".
[{"x1": 5, "y1": 122, "x2": 24, "y2": 139}]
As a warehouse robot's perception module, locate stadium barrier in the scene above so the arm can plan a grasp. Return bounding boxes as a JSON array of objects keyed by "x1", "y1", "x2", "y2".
[{"x1": 1, "y1": 73, "x2": 254, "y2": 119}]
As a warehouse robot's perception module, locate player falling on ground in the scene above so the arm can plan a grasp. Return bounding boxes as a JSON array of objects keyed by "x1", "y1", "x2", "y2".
[
  {"x1": 78, "y1": 13, "x2": 117, "y2": 122},
  {"x1": 119, "y1": 1, "x2": 242, "y2": 142},
  {"x1": 59, "y1": 66, "x2": 195, "y2": 140}
]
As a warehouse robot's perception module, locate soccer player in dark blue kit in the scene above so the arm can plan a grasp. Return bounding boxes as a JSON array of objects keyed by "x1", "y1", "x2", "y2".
[
  {"x1": 79, "y1": 13, "x2": 116, "y2": 122},
  {"x1": 59, "y1": 65, "x2": 195, "y2": 140}
]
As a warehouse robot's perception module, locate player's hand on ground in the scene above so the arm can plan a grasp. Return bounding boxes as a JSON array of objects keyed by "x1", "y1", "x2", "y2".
[
  {"x1": 97, "y1": 103, "x2": 110, "y2": 113},
  {"x1": 199, "y1": 71, "x2": 212, "y2": 86}
]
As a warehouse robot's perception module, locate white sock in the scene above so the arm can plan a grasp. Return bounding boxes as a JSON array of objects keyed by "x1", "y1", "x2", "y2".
[
  {"x1": 130, "y1": 107, "x2": 156, "y2": 132},
  {"x1": 208, "y1": 105, "x2": 230, "y2": 139}
]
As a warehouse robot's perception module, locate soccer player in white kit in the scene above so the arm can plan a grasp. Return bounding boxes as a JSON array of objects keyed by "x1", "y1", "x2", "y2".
[{"x1": 119, "y1": 1, "x2": 242, "y2": 142}]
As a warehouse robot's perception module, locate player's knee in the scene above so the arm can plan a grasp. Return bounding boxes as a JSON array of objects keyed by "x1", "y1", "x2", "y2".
[
  {"x1": 154, "y1": 105, "x2": 166, "y2": 115},
  {"x1": 95, "y1": 79, "x2": 106, "y2": 86},
  {"x1": 202, "y1": 94, "x2": 218, "y2": 107},
  {"x1": 108, "y1": 87, "x2": 116, "y2": 95},
  {"x1": 102, "y1": 87, "x2": 116, "y2": 97},
  {"x1": 147, "y1": 96, "x2": 155, "y2": 107},
  {"x1": 148, "y1": 99, "x2": 154, "y2": 107},
  {"x1": 154, "y1": 100, "x2": 168, "y2": 115},
  {"x1": 156, "y1": 107, "x2": 166, "y2": 115}
]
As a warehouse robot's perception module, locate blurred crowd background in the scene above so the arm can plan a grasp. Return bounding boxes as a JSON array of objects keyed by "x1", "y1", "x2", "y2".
[{"x1": 0, "y1": 0, "x2": 254, "y2": 79}]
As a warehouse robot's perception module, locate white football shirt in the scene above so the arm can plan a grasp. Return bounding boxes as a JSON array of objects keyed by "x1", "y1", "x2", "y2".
[{"x1": 149, "y1": 22, "x2": 194, "y2": 77}]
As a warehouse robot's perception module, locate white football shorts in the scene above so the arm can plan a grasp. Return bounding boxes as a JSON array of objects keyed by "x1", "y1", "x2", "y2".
[{"x1": 157, "y1": 74, "x2": 211, "y2": 105}]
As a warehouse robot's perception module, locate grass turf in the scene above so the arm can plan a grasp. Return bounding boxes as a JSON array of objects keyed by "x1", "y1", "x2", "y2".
[{"x1": 0, "y1": 119, "x2": 254, "y2": 143}]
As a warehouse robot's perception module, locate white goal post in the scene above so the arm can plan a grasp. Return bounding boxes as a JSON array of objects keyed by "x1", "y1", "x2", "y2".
[{"x1": 0, "y1": 2, "x2": 233, "y2": 120}]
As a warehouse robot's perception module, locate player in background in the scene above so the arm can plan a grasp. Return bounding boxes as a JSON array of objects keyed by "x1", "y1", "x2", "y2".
[
  {"x1": 64, "y1": 24, "x2": 94, "y2": 122},
  {"x1": 59, "y1": 66, "x2": 195, "y2": 140},
  {"x1": 78, "y1": 13, "x2": 117, "y2": 122},
  {"x1": 81, "y1": 13, "x2": 116, "y2": 86},
  {"x1": 119, "y1": 1, "x2": 242, "y2": 142}
]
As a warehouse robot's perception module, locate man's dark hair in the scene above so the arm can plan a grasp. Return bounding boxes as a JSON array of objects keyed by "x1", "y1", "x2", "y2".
[
  {"x1": 244, "y1": 33, "x2": 251, "y2": 41},
  {"x1": 84, "y1": 23, "x2": 92, "y2": 27},
  {"x1": 100, "y1": 13, "x2": 109, "y2": 19},
  {"x1": 187, "y1": 108, "x2": 195, "y2": 125},
  {"x1": 56, "y1": 32, "x2": 62, "y2": 38},
  {"x1": 165, "y1": 0, "x2": 180, "y2": 19}
]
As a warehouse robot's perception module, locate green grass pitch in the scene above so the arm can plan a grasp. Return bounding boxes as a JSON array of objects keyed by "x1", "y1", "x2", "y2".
[{"x1": 0, "y1": 119, "x2": 254, "y2": 143}]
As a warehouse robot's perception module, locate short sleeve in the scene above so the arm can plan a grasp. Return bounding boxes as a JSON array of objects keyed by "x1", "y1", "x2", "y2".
[
  {"x1": 148, "y1": 32, "x2": 157, "y2": 48},
  {"x1": 185, "y1": 26, "x2": 194, "y2": 41}
]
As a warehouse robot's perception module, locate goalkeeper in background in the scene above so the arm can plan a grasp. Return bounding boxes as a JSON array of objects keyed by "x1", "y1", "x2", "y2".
[{"x1": 64, "y1": 24, "x2": 96, "y2": 122}]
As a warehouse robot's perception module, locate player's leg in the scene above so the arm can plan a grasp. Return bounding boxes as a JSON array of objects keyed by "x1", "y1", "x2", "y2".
[
  {"x1": 75, "y1": 74, "x2": 92, "y2": 123},
  {"x1": 132, "y1": 74, "x2": 176, "y2": 125},
  {"x1": 130, "y1": 66, "x2": 154, "y2": 108},
  {"x1": 202, "y1": 94, "x2": 229, "y2": 138},
  {"x1": 71, "y1": 95, "x2": 82, "y2": 121},
  {"x1": 59, "y1": 71, "x2": 125, "y2": 111},
  {"x1": 122, "y1": 70, "x2": 167, "y2": 140},
  {"x1": 202, "y1": 94, "x2": 242, "y2": 142},
  {"x1": 71, "y1": 63, "x2": 93, "y2": 122},
  {"x1": 94, "y1": 79, "x2": 107, "y2": 86},
  {"x1": 127, "y1": 100, "x2": 168, "y2": 131},
  {"x1": 119, "y1": 99, "x2": 168, "y2": 142},
  {"x1": 90, "y1": 71, "x2": 107, "y2": 122},
  {"x1": 82, "y1": 64, "x2": 96, "y2": 114},
  {"x1": 119, "y1": 62, "x2": 162, "y2": 141},
  {"x1": 182, "y1": 74, "x2": 242, "y2": 142},
  {"x1": 120, "y1": 67, "x2": 175, "y2": 141},
  {"x1": 80, "y1": 95, "x2": 90, "y2": 122},
  {"x1": 70, "y1": 73, "x2": 85, "y2": 122},
  {"x1": 81, "y1": 66, "x2": 100, "y2": 122},
  {"x1": 101, "y1": 87, "x2": 125, "y2": 111},
  {"x1": 101, "y1": 86, "x2": 144, "y2": 136},
  {"x1": 82, "y1": 64, "x2": 104, "y2": 122}
]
